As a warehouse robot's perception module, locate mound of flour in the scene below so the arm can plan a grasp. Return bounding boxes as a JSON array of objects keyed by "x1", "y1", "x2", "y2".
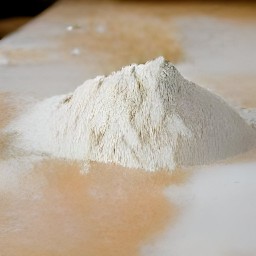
[{"x1": 8, "y1": 57, "x2": 256, "y2": 171}]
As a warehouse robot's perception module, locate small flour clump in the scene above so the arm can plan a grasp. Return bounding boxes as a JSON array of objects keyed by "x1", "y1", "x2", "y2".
[{"x1": 7, "y1": 57, "x2": 256, "y2": 171}]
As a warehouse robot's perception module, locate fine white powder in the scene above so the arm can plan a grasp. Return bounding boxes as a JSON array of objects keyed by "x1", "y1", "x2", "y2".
[{"x1": 7, "y1": 57, "x2": 256, "y2": 171}]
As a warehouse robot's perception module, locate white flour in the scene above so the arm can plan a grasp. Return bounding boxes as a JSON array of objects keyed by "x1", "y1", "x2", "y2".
[{"x1": 7, "y1": 57, "x2": 256, "y2": 171}]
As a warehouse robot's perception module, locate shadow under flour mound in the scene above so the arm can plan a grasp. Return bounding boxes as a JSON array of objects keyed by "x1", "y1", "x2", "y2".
[
  {"x1": 0, "y1": 159, "x2": 188, "y2": 256},
  {"x1": 0, "y1": 132, "x2": 16, "y2": 160},
  {"x1": 0, "y1": 92, "x2": 17, "y2": 129},
  {"x1": 0, "y1": 92, "x2": 18, "y2": 160},
  {"x1": 0, "y1": 92, "x2": 33, "y2": 160}
]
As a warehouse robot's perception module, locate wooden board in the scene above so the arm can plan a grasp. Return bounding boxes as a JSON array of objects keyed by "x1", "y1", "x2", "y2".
[{"x1": 0, "y1": 1, "x2": 256, "y2": 256}]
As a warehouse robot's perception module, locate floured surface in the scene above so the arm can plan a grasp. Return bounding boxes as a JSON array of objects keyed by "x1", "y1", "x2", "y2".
[
  {"x1": 0, "y1": 2, "x2": 256, "y2": 99},
  {"x1": 142, "y1": 160, "x2": 256, "y2": 256},
  {"x1": 175, "y1": 16, "x2": 256, "y2": 108},
  {"x1": 0, "y1": 1, "x2": 256, "y2": 256},
  {"x1": 0, "y1": 160, "x2": 188, "y2": 256}
]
